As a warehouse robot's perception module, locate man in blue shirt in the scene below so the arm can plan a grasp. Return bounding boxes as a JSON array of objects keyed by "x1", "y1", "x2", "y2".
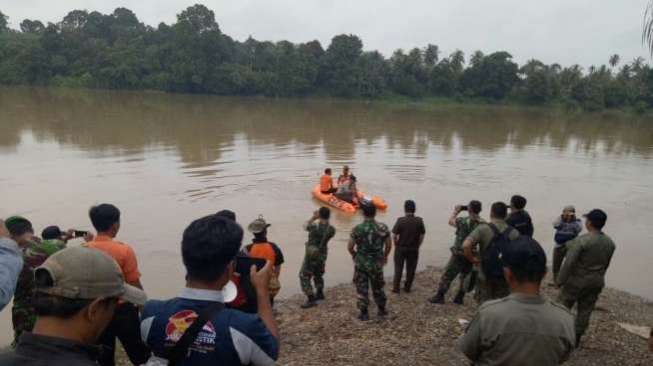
[
  {"x1": 141, "y1": 213, "x2": 279, "y2": 366},
  {"x1": 0, "y1": 219, "x2": 23, "y2": 312}
]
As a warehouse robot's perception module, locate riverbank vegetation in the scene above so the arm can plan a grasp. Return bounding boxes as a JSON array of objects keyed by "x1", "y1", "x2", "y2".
[{"x1": 1, "y1": 5, "x2": 652, "y2": 113}]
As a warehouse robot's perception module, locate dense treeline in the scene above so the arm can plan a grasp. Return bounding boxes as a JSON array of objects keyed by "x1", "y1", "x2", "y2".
[{"x1": 1, "y1": 5, "x2": 652, "y2": 112}]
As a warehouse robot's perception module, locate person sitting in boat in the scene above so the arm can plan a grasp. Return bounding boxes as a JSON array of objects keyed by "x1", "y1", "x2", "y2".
[
  {"x1": 320, "y1": 168, "x2": 337, "y2": 194},
  {"x1": 337, "y1": 165, "x2": 351, "y2": 186},
  {"x1": 336, "y1": 175, "x2": 358, "y2": 205}
]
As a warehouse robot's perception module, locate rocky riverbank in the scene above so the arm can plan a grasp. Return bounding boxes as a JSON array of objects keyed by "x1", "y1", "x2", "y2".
[{"x1": 119, "y1": 266, "x2": 653, "y2": 365}]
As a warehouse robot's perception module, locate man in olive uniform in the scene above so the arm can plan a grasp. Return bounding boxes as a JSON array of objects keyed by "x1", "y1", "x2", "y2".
[
  {"x1": 299, "y1": 207, "x2": 336, "y2": 309},
  {"x1": 348, "y1": 204, "x2": 392, "y2": 321},
  {"x1": 5, "y1": 216, "x2": 61, "y2": 343},
  {"x1": 459, "y1": 236, "x2": 575, "y2": 365},
  {"x1": 557, "y1": 209, "x2": 615, "y2": 347},
  {"x1": 430, "y1": 200, "x2": 483, "y2": 305},
  {"x1": 463, "y1": 202, "x2": 520, "y2": 304}
]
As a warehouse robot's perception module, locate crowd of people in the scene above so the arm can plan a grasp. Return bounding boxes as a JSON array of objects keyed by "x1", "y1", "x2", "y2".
[{"x1": 0, "y1": 181, "x2": 651, "y2": 365}]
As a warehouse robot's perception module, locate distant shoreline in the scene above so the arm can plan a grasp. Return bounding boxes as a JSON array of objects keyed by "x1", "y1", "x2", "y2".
[{"x1": 3, "y1": 85, "x2": 651, "y2": 118}]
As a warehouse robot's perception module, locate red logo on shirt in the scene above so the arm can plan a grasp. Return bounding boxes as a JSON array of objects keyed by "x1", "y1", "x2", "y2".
[{"x1": 165, "y1": 310, "x2": 216, "y2": 347}]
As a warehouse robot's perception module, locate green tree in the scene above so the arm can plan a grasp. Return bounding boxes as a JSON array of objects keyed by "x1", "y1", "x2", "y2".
[
  {"x1": 609, "y1": 54, "x2": 620, "y2": 69},
  {"x1": 0, "y1": 10, "x2": 8, "y2": 32},
  {"x1": 321, "y1": 34, "x2": 363, "y2": 97},
  {"x1": 177, "y1": 4, "x2": 219, "y2": 34},
  {"x1": 20, "y1": 19, "x2": 45, "y2": 33},
  {"x1": 462, "y1": 51, "x2": 518, "y2": 100},
  {"x1": 424, "y1": 44, "x2": 439, "y2": 68}
]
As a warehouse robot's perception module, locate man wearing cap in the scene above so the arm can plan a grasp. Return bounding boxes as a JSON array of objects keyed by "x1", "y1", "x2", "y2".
[
  {"x1": 557, "y1": 209, "x2": 616, "y2": 347},
  {"x1": 0, "y1": 219, "x2": 23, "y2": 312},
  {"x1": 244, "y1": 216, "x2": 284, "y2": 304},
  {"x1": 459, "y1": 237, "x2": 575, "y2": 365},
  {"x1": 84, "y1": 203, "x2": 150, "y2": 366},
  {"x1": 551, "y1": 205, "x2": 583, "y2": 284},
  {"x1": 140, "y1": 214, "x2": 279, "y2": 366},
  {"x1": 0, "y1": 246, "x2": 147, "y2": 366}
]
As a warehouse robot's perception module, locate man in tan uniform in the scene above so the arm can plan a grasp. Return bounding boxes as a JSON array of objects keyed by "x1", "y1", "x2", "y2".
[
  {"x1": 459, "y1": 236, "x2": 575, "y2": 365},
  {"x1": 557, "y1": 209, "x2": 615, "y2": 347},
  {"x1": 463, "y1": 202, "x2": 520, "y2": 304}
]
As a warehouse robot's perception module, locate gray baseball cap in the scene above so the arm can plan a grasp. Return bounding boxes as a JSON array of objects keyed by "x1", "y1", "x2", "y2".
[{"x1": 35, "y1": 246, "x2": 147, "y2": 305}]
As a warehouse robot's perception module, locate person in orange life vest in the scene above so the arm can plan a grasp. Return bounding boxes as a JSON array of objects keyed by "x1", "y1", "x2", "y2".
[
  {"x1": 245, "y1": 216, "x2": 284, "y2": 305},
  {"x1": 320, "y1": 168, "x2": 337, "y2": 194}
]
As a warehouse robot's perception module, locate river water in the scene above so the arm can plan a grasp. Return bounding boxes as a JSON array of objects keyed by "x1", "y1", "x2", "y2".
[{"x1": 1, "y1": 87, "x2": 652, "y2": 344}]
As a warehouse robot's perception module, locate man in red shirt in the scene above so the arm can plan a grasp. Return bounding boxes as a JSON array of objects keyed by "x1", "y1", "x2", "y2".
[{"x1": 85, "y1": 203, "x2": 150, "y2": 366}]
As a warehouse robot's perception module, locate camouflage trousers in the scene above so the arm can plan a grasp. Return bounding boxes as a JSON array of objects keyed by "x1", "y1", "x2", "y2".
[
  {"x1": 558, "y1": 284, "x2": 603, "y2": 339},
  {"x1": 475, "y1": 277, "x2": 510, "y2": 305},
  {"x1": 436, "y1": 253, "x2": 473, "y2": 295},
  {"x1": 12, "y1": 304, "x2": 36, "y2": 345},
  {"x1": 299, "y1": 248, "x2": 326, "y2": 297},
  {"x1": 353, "y1": 266, "x2": 386, "y2": 311}
]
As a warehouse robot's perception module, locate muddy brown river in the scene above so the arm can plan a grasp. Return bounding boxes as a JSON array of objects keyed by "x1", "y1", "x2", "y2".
[{"x1": 1, "y1": 87, "x2": 652, "y2": 345}]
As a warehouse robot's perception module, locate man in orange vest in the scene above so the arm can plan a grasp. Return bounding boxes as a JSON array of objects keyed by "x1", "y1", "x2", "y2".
[
  {"x1": 245, "y1": 216, "x2": 284, "y2": 305},
  {"x1": 320, "y1": 168, "x2": 337, "y2": 194}
]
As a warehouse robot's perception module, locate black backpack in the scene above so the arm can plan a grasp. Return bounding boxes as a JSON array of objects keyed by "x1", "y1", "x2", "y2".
[{"x1": 481, "y1": 224, "x2": 515, "y2": 280}]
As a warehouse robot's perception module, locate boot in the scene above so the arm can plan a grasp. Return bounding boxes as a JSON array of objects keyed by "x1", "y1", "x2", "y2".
[
  {"x1": 315, "y1": 289, "x2": 325, "y2": 301},
  {"x1": 575, "y1": 334, "x2": 582, "y2": 349},
  {"x1": 403, "y1": 285, "x2": 412, "y2": 293},
  {"x1": 429, "y1": 290, "x2": 445, "y2": 304},
  {"x1": 391, "y1": 287, "x2": 400, "y2": 294},
  {"x1": 300, "y1": 295, "x2": 317, "y2": 309},
  {"x1": 378, "y1": 306, "x2": 388, "y2": 318},
  {"x1": 358, "y1": 308, "x2": 370, "y2": 321},
  {"x1": 453, "y1": 291, "x2": 465, "y2": 305}
]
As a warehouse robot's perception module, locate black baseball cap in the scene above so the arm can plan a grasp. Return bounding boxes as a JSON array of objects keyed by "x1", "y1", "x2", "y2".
[
  {"x1": 583, "y1": 209, "x2": 607, "y2": 228},
  {"x1": 501, "y1": 236, "x2": 547, "y2": 274}
]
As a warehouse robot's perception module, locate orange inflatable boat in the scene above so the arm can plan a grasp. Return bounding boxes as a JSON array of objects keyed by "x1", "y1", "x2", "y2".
[{"x1": 312, "y1": 185, "x2": 388, "y2": 213}]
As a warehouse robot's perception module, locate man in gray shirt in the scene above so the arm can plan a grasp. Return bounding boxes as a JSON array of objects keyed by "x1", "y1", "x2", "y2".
[
  {"x1": 0, "y1": 219, "x2": 23, "y2": 312},
  {"x1": 459, "y1": 236, "x2": 575, "y2": 365}
]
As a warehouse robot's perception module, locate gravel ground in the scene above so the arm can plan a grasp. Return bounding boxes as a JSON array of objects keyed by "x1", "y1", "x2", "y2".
[{"x1": 118, "y1": 266, "x2": 653, "y2": 365}]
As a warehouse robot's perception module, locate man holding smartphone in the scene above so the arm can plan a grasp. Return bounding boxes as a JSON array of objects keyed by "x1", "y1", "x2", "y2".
[
  {"x1": 141, "y1": 214, "x2": 279, "y2": 366},
  {"x1": 430, "y1": 201, "x2": 483, "y2": 305}
]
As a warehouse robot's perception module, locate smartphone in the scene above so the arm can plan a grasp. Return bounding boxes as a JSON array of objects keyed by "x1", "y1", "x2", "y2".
[
  {"x1": 460, "y1": 205, "x2": 468, "y2": 211},
  {"x1": 234, "y1": 256, "x2": 266, "y2": 276},
  {"x1": 73, "y1": 230, "x2": 89, "y2": 238}
]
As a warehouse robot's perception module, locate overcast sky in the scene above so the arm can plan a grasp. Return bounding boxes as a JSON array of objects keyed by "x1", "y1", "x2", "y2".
[{"x1": 1, "y1": 0, "x2": 649, "y2": 67}]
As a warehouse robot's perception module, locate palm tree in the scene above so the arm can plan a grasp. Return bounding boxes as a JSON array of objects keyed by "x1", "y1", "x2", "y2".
[
  {"x1": 609, "y1": 54, "x2": 620, "y2": 69},
  {"x1": 643, "y1": 1, "x2": 653, "y2": 54}
]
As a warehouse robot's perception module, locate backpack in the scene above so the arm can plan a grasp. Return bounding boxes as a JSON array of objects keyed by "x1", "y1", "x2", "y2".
[{"x1": 481, "y1": 224, "x2": 515, "y2": 280}]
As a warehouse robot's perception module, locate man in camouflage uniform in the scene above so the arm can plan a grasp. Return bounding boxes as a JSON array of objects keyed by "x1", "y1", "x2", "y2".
[
  {"x1": 348, "y1": 204, "x2": 392, "y2": 321},
  {"x1": 5, "y1": 216, "x2": 63, "y2": 344},
  {"x1": 557, "y1": 209, "x2": 615, "y2": 348},
  {"x1": 299, "y1": 207, "x2": 336, "y2": 309},
  {"x1": 430, "y1": 200, "x2": 483, "y2": 305}
]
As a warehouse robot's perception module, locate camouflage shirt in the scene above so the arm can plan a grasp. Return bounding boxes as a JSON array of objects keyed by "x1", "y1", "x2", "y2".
[
  {"x1": 350, "y1": 219, "x2": 390, "y2": 271},
  {"x1": 452, "y1": 216, "x2": 484, "y2": 255},
  {"x1": 305, "y1": 222, "x2": 336, "y2": 255},
  {"x1": 13, "y1": 239, "x2": 50, "y2": 308}
]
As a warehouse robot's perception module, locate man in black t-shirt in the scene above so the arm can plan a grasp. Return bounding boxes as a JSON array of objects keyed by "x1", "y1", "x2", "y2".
[
  {"x1": 506, "y1": 195, "x2": 534, "y2": 237},
  {"x1": 391, "y1": 200, "x2": 426, "y2": 294}
]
